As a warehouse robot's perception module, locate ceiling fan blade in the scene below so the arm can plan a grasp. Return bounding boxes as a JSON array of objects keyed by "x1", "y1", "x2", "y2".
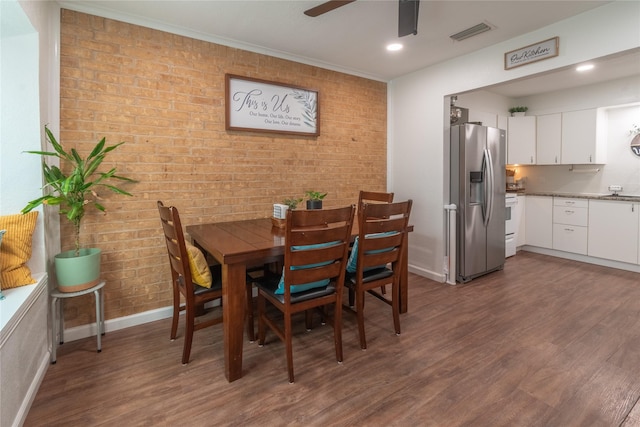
[
  {"x1": 398, "y1": 0, "x2": 420, "y2": 37},
  {"x1": 304, "y1": 0, "x2": 356, "y2": 17}
]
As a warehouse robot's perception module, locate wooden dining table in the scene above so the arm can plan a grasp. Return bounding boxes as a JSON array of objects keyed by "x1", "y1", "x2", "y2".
[{"x1": 186, "y1": 216, "x2": 412, "y2": 382}]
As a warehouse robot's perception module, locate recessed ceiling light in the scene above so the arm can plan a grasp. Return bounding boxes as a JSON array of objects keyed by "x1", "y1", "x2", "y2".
[
  {"x1": 387, "y1": 43, "x2": 403, "y2": 52},
  {"x1": 576, "y1": 64, "x2": 595, "y2": 72}
]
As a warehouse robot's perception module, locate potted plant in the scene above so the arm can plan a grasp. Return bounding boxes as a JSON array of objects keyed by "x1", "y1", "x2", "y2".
[
  {"x1": 22, "y1": 126, "x2": 136, "y2": 292},
  {"x1": 282, "y1": 197, "x2": 303, "y2": 210},
  {"x1": 508, "y1": 106, "x2": 528, "y2": 117},
  {"x1": 305, "y1": 190, "x2": 327, "y2": 210}
]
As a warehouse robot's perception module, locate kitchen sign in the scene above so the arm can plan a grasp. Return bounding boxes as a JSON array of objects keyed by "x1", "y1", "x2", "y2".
[
  {"x1": 504, "y1": 37, "x2": 559, "y2": 70},
  {"x1": 225, "y1": 74, "x2": 319, "y2": 136}
]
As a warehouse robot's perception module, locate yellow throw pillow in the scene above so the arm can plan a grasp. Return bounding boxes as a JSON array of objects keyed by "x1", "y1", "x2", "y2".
[
  {"x1": 184, "y1": 241, "x2": 212, "y2": 288},
  {"x1": 0, "y1": 211, "x2": 38, "y2": 289}
]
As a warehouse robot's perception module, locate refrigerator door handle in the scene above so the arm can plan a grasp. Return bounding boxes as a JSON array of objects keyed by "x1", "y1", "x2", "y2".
[{"x1": 483, "y1": 148, "x2": 494, "y2": 227}]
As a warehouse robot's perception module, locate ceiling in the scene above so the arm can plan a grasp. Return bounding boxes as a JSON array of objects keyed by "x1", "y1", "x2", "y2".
[{"x1": 60, "y1": 0, "x2": 638, "y2": 96}]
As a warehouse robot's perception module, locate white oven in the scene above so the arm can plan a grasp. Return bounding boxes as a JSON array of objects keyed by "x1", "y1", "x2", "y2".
[{"x1": 505, "y1": 194, "x2": 517, "y2": 257}]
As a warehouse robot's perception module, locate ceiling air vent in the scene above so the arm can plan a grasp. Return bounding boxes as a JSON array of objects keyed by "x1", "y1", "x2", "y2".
[{"x1": 450, "y1": 22, "x2": 492, "y2": 41}]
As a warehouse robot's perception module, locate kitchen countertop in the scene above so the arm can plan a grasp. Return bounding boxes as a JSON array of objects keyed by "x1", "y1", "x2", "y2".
[{"x1": 523, "y1": 192, "x2": 640, "y2": 202}]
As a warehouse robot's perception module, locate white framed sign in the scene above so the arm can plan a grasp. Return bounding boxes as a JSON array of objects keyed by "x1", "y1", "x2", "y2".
[
  {"x1": 504, "y1": 37, "x2": 559, "y2": 70},
  {"x1": 225, "y1": 74, "x2": 319, "y2": 136}
]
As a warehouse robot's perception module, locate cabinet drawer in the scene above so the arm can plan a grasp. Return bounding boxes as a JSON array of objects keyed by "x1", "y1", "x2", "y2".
[
  {"x1": 553, "y1": 198, "x2": 588, "y2": 208},
  {"x1": 553, "y1": 224, "x2": 588, "y2": 254},
  {"x1": 553, "y1": 206, "x2": 588, "y2": 226}
]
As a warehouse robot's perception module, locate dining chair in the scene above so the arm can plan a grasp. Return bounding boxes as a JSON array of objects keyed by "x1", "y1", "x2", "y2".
[
  {"x1": 255, "y1": 205, "x2": 355, "y2": 383},
  {"x1": 345, "y1": 199, "x2": 412, "y2": 350},
  {"x1": 356, "y1": 190, "x2": 394, "y2": 297},
  {"x1": 157, "y1": 201, "x2": 255, "y2": 365},
  {"x1": 357, "y1": 190, "x2": 394, "y2": 211}
]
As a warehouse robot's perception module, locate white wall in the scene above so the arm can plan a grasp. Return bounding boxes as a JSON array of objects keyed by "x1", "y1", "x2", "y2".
[
  {"x1": 389, "y1": 1, "x2": 640, "y2": 282},
  {"x1": 0, "y1": 0, "x2": 45, "y2": 274},
  {"x1": 0, "y1": 1, "x2": 59, "y2": 426}
]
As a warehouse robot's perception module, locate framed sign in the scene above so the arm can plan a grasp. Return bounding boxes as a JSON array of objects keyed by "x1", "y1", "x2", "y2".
[
  {"x1": 504, "y1": 37, "x2": 559, "y2": 70},
  {"x1": 225, "y1": 74, "x2": 319, "y2": 136}
]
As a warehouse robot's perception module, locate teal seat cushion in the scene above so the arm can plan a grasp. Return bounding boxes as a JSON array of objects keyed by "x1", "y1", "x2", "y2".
[
  {"x1": 346, "y1": 231, "x2": 398, "y2": 273},
  {"x1": 275, "y1": 241, "x2": 340, "y2": 295}
]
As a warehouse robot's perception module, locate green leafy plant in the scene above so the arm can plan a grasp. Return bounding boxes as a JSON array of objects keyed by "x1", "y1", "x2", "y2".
[
  {"x1": 630, "y1": 124, "x2": 640, "y2": 135},
  {"x1": 22, "y1": 126, "x2": 136, "y2": 256},
  {"x1": 282, "y1": 197, "x2": 303, "y2": 209},
  {"x1": 508, "y1": 106, "x2": 528, "y2": 113},
  {"x1": 305, "y1": 190, "x2": 327, "y2": 201}
]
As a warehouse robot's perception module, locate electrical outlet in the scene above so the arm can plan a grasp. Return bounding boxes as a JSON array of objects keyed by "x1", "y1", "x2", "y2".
[{"x1": 609, "y1": 185, "x2": 622, "y2": 194}]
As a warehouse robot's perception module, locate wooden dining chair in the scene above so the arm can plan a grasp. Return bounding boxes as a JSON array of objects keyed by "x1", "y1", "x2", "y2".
[
  {"x1": 345, "y1": 200, "x2": 412, "y2": 350},
  {"x1": 157, "y1": 201, "x2": 255, "y2": 365},
  {"x1": 358, "y1": 190, "x2": 394, "y2": 211},
  {"x1": 255, "y1": 205, "x2": 355, "y2": 383},
  {"x1": 356, "y1": 190, "x2": 394, "y2": 296}
]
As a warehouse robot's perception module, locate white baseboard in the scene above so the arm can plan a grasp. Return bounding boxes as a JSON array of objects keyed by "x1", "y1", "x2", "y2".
[
  {"x1": 521, "y1": 246, "x2": 640, "y2": 273},
  {"x1": 63, "y1": 305, "x2": 174, "y2": 342},
  {"x1": 408, "y1": 264, "x2": 444, "y2": 283}
]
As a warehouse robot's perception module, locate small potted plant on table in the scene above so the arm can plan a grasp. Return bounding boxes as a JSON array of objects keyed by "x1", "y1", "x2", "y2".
[
  {"x1": 22, "y1": 126, "x2": 136, "y2": 292},
  {"x1": 305, "y1": 190, "x2": 327, "y2": 210},
  {"x1": 272, "y1": 197, "x2": 303, "y2": 228}
]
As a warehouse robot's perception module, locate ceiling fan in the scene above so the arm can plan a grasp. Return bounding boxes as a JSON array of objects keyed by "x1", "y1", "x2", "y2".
[{"x1": 304, "y1": 0, "x2": 420, "y2": 38}]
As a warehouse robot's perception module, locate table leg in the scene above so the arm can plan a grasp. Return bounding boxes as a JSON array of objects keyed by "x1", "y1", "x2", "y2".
[
  {"x1": 101, "y1": 287, "x2": 105, "y2": 336},
  {"x1": 223, "y1": 263, "x2": 247, "y2": 382},
  {"x1": 94, "y1": 288, "x2": 102, "y2": 353},
  {"x1": 399, "y1": 234, "x2": 409, "y2": 314},
  {"x1": 50, "y1": 297, "x2": 58, "y2": 364}
]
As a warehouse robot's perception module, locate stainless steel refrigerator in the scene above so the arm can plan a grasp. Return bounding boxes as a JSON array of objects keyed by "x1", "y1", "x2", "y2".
[{"x1": 450, "y1": 123, "x2": 506, "y2": 283}]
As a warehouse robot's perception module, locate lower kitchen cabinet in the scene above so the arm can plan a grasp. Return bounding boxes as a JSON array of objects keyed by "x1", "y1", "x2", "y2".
[
  {"x1": 516, "y1": 195, "x2": 526, "y2": 247},
  {"x1": 553, "y1": 224, "x2": 588, "y2": 254},
  {"x1": 588, "y1": 199, "x2": 639, "y2": 264},
  {"x1": 525, "y1": 195, "x2": 552, "y2": 248},
  {"x1": 553, "y1": 198, "x2": 588, "y2": 254}
]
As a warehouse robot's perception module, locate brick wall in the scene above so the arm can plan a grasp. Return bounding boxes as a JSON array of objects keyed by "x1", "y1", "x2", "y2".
[{"x1": 59, "y1": 9, "x2": 387, "y2": 326}]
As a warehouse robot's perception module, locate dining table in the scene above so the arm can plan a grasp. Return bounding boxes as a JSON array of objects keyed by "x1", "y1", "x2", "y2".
[{"x1": 186, "y1": 216, "x2": 413, "y2": 382}]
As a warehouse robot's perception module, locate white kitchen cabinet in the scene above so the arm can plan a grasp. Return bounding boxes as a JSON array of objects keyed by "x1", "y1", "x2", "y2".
[
  {"x1": 561, "y1": 108, "x2": 607, "y2": 164},
  {"x1": 536, "y1": 113, "x2": 562, "y2": 165},
  {"x1": 588, "y1": 199, "x2": 639, "y2": 264},
  {"x1": 516, "y1": 195, "x2": 526, "y2": 247},
  {"x1": 525, "y1": 195, "x2": 552, "y2": 248},
  {"x1": 507, "y1": 116, "x2": 536, "y2": 165},
  {"x1": 552, "y1": 198, "x2": 588, "y2": 255}
]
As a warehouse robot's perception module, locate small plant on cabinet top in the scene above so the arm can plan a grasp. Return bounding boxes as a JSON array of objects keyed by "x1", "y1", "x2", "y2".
[
  {"x1": 630, "y1": 124, "x2": 640, "y2": 135},
  {"x1": 508, "y1": 106, "x2": 528, "y2": 114}
]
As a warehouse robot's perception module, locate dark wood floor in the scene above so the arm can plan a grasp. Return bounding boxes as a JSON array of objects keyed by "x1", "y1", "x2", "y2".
[{"x1": 25, "y1": 252, "x2": 640, "y2": 426}]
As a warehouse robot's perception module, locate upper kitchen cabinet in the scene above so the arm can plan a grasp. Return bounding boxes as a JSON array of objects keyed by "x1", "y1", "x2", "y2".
[
  {"x1": 561, "y1": 108, "x2": 607, "y2": 164},
  {"x1": 507, "y1": 116, "x2": 536, "y2": 165},
  {"x1": 536, "y1": 113, "x2": 562, "y2": 165}
]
